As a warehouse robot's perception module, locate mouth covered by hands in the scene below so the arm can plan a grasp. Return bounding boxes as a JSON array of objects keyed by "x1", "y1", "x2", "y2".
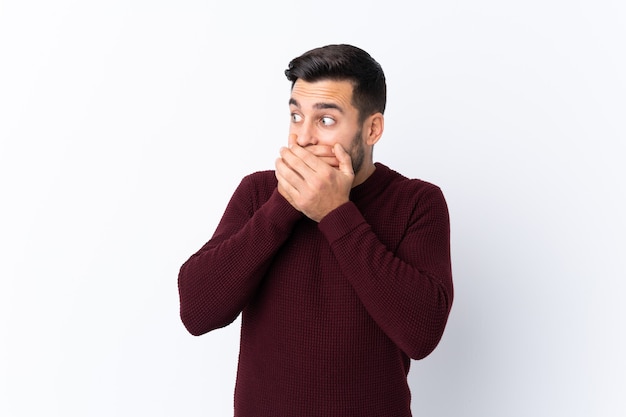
[{"x1": 275, "y1": 135, "x2": 354, "y2": 222}]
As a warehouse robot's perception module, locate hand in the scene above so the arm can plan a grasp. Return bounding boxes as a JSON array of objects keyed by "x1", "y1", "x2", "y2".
[
  {"x1": 286, "y1": 134, "x2": 340, "y2": 168},
  {"x1": 275, "y1": 141, "x2": 354, "y2": 222},
  {"x1": 299, "y1": 144, "x2": 340, "y2": 168}
]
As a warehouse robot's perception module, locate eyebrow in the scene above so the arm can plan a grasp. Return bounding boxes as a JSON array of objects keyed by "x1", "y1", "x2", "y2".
[{"x1": 289, "y1": 98, "x2": 344, "y2": 113}]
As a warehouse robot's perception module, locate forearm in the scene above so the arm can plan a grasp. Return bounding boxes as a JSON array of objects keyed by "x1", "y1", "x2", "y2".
[
  {"x1": 178, "y1": 188, "x2": 302, "y2": 336},
  {"x1": 319, "y1": 199, "x2": 453, "y2": 359}
]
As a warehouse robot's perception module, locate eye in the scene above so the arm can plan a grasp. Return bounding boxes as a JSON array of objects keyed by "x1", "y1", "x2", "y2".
[
  {"x1": 291, "y1": 113, "x2": 303, "y2": 123},
  {"x1": 320, "y1": 116, "x2": 335, "y2": 126}
]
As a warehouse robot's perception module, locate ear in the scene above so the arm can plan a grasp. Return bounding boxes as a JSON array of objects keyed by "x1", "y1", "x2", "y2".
[{"x1": 364, "y1": 112, "x2": 384, "y2": 146}]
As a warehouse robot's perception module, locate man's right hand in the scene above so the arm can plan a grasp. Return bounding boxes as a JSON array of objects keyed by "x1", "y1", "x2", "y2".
[
  {"x1": 274, "y1": 136, "x2": 354, "y2": 222},
  {"x1": 302, "y1": 145, "x2": 340, "y2": 168}
]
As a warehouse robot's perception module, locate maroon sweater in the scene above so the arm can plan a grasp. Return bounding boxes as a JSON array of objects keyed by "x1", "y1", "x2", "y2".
[{"x1": 178, "y1": 162, "x2": 453, "y2": 417}]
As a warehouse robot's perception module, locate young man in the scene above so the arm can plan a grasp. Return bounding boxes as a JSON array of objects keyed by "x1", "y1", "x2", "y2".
[{"x1": 178, "y1": 44, "x2": 454, "y2": 416}]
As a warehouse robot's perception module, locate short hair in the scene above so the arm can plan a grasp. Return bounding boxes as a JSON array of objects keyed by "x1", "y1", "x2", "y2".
[{"x1": 285, "y1": 44, "x2": 386, "y2": 123}]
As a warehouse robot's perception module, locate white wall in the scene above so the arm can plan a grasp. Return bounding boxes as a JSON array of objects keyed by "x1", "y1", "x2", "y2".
[{"x1": 1, "y1": 1, "x2": 624, "y2": 416}]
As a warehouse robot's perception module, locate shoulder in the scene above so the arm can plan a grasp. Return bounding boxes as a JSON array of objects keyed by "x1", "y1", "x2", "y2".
[
  {"x1": 374, "y1": 164, "x2": 450, "y2": 229},
  {"x1": 377, "y1": 163, "x2": 445, "y2": 202},
  {"x1": 357, "y1": 164, "x2": 449, "y2": 249},
  {"x1": 234, "y1": 170, "x2": 278, "y2": 209},
  {"x1": 241, "y1": 169, "x2": 277, "y2": 188}
]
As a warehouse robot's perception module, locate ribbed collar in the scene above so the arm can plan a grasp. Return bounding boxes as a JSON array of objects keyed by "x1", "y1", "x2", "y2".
[{"x1": 350, "y1": 162, "x2": 394, "y2": 203}]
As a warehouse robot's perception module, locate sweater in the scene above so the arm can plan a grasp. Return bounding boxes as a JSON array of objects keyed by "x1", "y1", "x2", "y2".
[{"x1": 178, "y1": 162, "x2": 453, "y2": 417}]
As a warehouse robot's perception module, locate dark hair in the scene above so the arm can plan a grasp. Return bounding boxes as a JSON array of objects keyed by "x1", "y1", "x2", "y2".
[{"x1": 285, "y1": 44, "x2": 386, "y2": 123}]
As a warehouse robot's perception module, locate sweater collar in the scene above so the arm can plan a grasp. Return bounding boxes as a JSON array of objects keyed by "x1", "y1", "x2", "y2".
[{"x1": 350, "y1": 162, "x2": 393, "y2": 201}]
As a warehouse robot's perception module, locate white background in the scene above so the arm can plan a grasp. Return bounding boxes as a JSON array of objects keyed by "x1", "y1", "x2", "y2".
[{"x1": 1, "y1": 1, "x2": 624, "y2": 416}]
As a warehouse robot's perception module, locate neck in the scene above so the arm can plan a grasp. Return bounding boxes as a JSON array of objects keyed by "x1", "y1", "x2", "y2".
[{"x1": 352, "y1": 162, "x2": 376, "y2": 188}]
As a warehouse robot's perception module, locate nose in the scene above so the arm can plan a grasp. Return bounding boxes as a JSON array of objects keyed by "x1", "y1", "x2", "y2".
[{"x1": 293, "y1": 121, "x2": 318, "y2": 147}]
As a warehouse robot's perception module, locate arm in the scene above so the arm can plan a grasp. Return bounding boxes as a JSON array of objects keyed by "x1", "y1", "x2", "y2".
[
  {"x1": 178, "y1": 174, "x2": 302, "y2": 336},
  {"x1": 318, "y1": 186, "x2": 453, "y2": 360}
]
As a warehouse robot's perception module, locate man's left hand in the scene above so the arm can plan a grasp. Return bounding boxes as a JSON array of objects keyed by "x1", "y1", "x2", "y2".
[{"x1": 275, "y1": 143, "x2": 354, "y2": 222}]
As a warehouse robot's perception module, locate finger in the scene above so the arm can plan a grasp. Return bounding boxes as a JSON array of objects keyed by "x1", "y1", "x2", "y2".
[
  {"x1": 275, "y1": 160, "x2": 301, "y2": 198},
  {"x1": 304, "y1": 145, "x2": 339, "y2": 167},
  {"x1": 288, "y1": 133, "x2": 298, "y2": 147},
  {"x1": 287, "y1": 144, "x2": 331, "y2": 173},
  {"x1": 276, "y1": 154, "x2": 304, "y2": 185},
  {"x1": 333, "y1": 143, "x2": 354, "y2": 175},
  {"x1": 279, "y1": 145, "x2": 316, "y2": 177},
  {"x1": 305, "y1": 145, "x2": 335, "y2": 158},
  {"x1": 316, "y1": 156, "x2": 340, "y2": 168}
]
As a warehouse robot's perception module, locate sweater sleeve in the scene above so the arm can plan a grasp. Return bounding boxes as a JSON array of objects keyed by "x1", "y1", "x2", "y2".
[
  {"x1": 178, "y1": 174, "x2": 303, "y2": 336},
  {"x1": 318, "y1": 186, "x2": 453, "y2": 360}
]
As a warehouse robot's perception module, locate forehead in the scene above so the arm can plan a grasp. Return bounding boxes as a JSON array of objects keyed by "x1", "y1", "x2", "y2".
[{"x1": 290, "y1": 79, "x2": 355, "y2": 111}]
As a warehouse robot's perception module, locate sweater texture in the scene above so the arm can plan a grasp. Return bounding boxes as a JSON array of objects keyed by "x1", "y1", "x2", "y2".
[{"x1": 178, "y1": 162, "x2": 453, "y2": 417}]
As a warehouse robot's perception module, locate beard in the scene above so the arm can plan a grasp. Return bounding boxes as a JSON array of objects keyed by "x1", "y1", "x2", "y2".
[{"x1": 348, "y1": 128, "x2": 365, "y2": 175}]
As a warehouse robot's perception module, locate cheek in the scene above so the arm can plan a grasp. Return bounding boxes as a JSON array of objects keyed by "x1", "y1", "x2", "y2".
[
  {"x1": 316, "y1": 132, "x2": 339, "y2": 146},
  {"x1": 322, "y1": 128, "x2": 356, "y2": 147},
  {"x1": 307, "y1": 126, "x2": 340, "y2": 146}
]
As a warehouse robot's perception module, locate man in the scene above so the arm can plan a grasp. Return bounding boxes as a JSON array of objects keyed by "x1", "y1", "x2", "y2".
[{"x1": 178, "y1": 44, "x2": 453, "y2": 416}]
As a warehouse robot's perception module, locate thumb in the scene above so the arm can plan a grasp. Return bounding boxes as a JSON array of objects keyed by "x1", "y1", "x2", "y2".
[
  {"x1": 333, "y1": 144, "x2": 353, "y2": 176},
  {"x1": 288, "y1": 133, "x2": 298, "y2": 147}
]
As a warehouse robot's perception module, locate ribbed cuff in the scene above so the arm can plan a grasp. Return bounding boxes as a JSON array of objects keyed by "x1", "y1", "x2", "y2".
[
  {"x1": 260, "y1": 188, "x2": 305, "y2": 232},
  {"x1": 318, "y1": 202, "x2": 365, "y2": 244}
]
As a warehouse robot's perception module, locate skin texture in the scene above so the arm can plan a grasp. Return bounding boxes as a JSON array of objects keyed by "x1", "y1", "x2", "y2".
[{"x1": 275, "y1": 79, "x2": 384, "y2": 222}]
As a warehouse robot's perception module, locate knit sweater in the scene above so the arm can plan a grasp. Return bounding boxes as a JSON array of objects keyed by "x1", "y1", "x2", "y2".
[{"x1": 178, "y1": 162, "x2": 453, "y2": 417}]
